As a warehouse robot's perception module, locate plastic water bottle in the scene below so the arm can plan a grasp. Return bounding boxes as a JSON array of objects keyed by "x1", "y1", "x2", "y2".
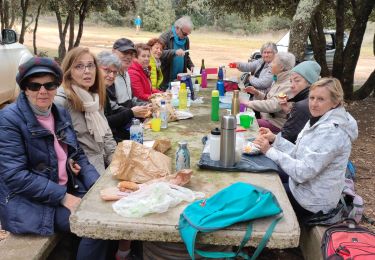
[
  {"x1": 160, "y1": 100, "x2": 168, "y2": 129},
  {"x1": 179, "y1": 83, "x2": 187, "y2": 110},
  {"x1": 187, "y1": 88, "x2": 191, "y2": 108},
  {"x1": 176, "y1": 141, "x2": 190, "y2": 171},
  {"x1": 216, "y1": 80, "x2": 225, "y2": 96},
  {"x1": 130, "y1": 118, "x2": 143, "y2": 144}
]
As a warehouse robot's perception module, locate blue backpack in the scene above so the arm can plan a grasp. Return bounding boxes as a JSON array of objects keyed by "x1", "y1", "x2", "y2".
[{"x1": 178, "y1": 182, "x2": 283, "y2": 259}]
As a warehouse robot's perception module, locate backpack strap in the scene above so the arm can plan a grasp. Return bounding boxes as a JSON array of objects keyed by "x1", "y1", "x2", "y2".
[{"x1": 195, "y1": 215, "x2": 282, "y2": 259}]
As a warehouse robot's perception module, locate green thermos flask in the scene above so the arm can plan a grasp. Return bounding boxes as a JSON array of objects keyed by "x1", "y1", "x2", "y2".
[{"x1": 211, "y1": 90, "x2": 219, "y2": 121}]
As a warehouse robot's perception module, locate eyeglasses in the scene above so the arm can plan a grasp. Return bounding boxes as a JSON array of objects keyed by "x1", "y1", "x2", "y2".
[
  {"x1": 180, "y1": 28, "x2": 189, "y2": 37},
  {"x1": 27, "y1": 82, "x2": 59, "y2": 91},
  {"x1": 74, "y1": 63, "x2": 96, "y2": 72},
  {"x1": 101, "y1": 67, "x2": 118, "y2": 77}
]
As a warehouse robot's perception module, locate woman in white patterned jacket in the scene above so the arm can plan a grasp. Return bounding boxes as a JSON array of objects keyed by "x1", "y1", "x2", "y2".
[{"x1": 254, "y1": 78, "x2": 358, "y2": 219}]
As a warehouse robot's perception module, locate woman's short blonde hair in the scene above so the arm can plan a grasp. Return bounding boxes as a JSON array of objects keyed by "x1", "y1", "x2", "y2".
[
  {"x1": 310, "y1": 77, "x2": 344, "y2": 106},
  {"x1": 61, "y1": 47, "x2": 106, "y2": 111}
]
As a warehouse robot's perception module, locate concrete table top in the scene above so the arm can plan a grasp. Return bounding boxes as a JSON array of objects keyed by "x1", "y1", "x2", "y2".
[{"x1": 70, "y1": 87, "x2": 300, "y2": 248}]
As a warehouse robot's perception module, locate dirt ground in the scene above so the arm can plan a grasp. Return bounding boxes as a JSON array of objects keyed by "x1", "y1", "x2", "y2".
[{"x1": 1, "y1": 19, "x2": 374, "y2": 258}]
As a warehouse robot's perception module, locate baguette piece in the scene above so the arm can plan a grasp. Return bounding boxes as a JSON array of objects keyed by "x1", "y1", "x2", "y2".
[{"x1": 117, "y1": 181, "x2": 139, "y2": 192}]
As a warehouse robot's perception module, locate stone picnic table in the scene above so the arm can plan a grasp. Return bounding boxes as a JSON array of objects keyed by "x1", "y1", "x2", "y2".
[{"x1": 70, "y1": 86, "x2": 300, "y2": 249}]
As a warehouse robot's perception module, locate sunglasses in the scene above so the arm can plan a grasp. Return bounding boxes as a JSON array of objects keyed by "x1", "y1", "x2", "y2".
[
  {"x1": 180, "y1": 28, "x2": 189, "y2": 37},
  {"x1": 26, "y1": 82, "x2": 59, "y2": 91}
]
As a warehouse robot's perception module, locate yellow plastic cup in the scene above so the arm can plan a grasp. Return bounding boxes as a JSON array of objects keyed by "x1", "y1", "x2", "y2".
[
  {"x1": 196, "y1": 75, "x2": 202, "y2": 85},
  {"x1": 151, "y1": 118, "x2": 161, "y2": 132}
]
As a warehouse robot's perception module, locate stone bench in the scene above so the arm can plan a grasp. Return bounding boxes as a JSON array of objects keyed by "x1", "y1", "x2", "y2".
[
  {"x1": 0, "y1": 232, "x2": 61, "y2": 260},
  {"x1": 300, "y1": 225, "x2": 327, "y2": 260}
]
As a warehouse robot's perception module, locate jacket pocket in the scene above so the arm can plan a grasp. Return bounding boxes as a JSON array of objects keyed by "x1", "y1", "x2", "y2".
[{"x1": 5, "y1": 195, "x2": 54, "y2": 235}]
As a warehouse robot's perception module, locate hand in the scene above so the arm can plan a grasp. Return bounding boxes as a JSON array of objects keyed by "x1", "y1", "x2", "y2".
[
  {"x1": 175, "y1": 49, "x2": 185, "y2": 56},
  {"x1": 61, "y1": 193, "x2": 81, "y2": 213},
  {"x1": 228, "y1": 62, "x2": 237, "y2": 68},
  {"x1": 69, "y1": 159, "x2": 81, "y2": 176},
  {"x1": 258, "y1": 127, "x2": 276, "y2": 143},
  {"x1": 253, "y1": 136, "x2": 271, "y2": 154},
  {"x1": 244, "y1": 86, "x2": 258, "y2": 95},
  {"x1": 131, "y1": 106, "x2": 150, "y2": 118}
]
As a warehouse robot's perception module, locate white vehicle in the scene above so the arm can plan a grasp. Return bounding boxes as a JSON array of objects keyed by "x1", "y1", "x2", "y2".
[
  {"x1": 250, "y1": 30, "x2": 348, "y2": 69},
  {"x1": 0, "y1": 29, "x2": 33, "y2": 105}
]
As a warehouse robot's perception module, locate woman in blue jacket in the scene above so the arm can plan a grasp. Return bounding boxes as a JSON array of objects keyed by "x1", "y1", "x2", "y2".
[{"x1": 0, "y1": 57, "x2": 108, "y2": 260}]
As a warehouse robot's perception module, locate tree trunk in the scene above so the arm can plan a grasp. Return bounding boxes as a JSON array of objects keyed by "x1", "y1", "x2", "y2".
[
  {"x1": 0, "y1": 0, "x2": 4, "y2": 31},
  {"x1": 352, "y1": 69, "x2": 375, "y2": 100},
  {"x1": 332, "y1": 0, "x2": 345, "y2": 80},
  {"x1": 342, "y1": 0, "x2": 374, "y2": 99},
  {"x1": 74, "y1": 0, "x2": 90, "y2": 47},
  {"x1": 33, "y1": 3, "x2": 42, "y2": 55},
  {"x1": 289, "y1": 0, "x2": 322, "y2": 63},
  {"x1": 52, "y1": 0, "x2": 71, "y2": 62},
  {"x1": 19, "y1": 0, "x2": 29, "y2": 44},
  {"x1": 68, "y1": 0, "x2": 75, "y2": 51},
  {"x1": 3, "y1": 0, "x2": 10, "y2": 28},
  {"x1": 309, "y1": 10, "x2": 330, "y2": 76}
]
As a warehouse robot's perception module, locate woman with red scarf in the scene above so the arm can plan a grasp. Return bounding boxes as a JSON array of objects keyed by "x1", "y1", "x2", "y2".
[{"x1": 128, "y1": 43, "x2": 160, "y2": 101}]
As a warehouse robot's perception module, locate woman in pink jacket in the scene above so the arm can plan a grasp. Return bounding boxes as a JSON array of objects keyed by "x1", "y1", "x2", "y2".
[{"x1": 128, "y1": 43, "x2": 160, "y2": 101}]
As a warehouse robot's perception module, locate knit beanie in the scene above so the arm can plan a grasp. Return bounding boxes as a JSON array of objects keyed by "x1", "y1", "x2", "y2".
[{"x1": 291, "y1": 61, "x2": 321, "y2": 84}]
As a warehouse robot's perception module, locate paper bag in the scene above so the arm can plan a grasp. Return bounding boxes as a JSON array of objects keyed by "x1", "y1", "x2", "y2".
[
  {"x1": 152, "y1": 139, "x2": 171, "y2": 154},
  {"x1": 150, "y1": 92, "x2": 178, "y2": 122},
  {"x1": 111, "y1": 140, "x2": 172, "y2": 183}
]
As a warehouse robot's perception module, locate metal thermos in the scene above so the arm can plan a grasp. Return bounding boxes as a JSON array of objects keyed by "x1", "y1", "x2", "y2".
[{"x1": 220, "y1": 115, "x2": 237, "y2": 167}]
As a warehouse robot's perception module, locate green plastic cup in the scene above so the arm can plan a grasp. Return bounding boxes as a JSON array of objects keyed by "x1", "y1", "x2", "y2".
[{"x1": 240, "y1": 115, "x2": 251, "y2": 128}]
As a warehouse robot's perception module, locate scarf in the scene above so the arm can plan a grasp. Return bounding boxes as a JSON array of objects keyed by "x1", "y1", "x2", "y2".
[
  {"x1": 172, "y1": 26, "x2": 187, "y2": 46},
  {"x1": 71, "y1": 85, "x2": 110, "y2": 143},
  {"x1": 288, "y1": 87, "x2": 309, "y2": 103},
  {"x1": 143, "y1": 66, "x2": 151, "y2": 78}
]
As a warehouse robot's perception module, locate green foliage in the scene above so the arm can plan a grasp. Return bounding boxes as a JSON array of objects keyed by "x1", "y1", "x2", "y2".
[
  {"x1": 91, "y1": 7, "x2": 125, "y2": 26},
  {"x1": 141, "y1": 0, "x2": 175, "y2": 32}
]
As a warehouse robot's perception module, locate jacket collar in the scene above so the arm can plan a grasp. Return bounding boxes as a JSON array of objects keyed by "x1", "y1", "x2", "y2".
[{"x1": 289, "y1": 87, "x2": 309, "y2": 103}]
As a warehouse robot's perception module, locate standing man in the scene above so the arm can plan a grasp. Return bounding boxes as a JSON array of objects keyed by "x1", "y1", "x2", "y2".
[
  {"x1": 159, "y1": 16, "x2": 194, "y2": 90},
  {"x1": 134, "y1": 16, "x2": 142, "y2": 34}
]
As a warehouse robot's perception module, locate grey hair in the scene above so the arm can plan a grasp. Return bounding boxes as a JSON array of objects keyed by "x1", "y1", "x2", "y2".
[
  {"x1": 96, "y1": 51, "x2": 122, "y2": 70},
  {"x1": 275, "y1": 52, "x2": 296, "y2": 71},
  {"x1": 260, "y1": 42, "x2": 278, "y2": 54},
  {"x1": 174, "y1": 16, "x2": 193, "y2": 29}
]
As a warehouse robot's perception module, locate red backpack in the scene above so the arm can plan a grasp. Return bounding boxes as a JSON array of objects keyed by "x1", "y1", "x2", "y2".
[{"x1": 321, "y1": 220, "x2": 375, "y2": 259}]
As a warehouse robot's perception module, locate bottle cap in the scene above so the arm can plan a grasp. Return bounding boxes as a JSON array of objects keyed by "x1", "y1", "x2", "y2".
[
  {"x1": 211, "y1": 127, "x2": 221, "y2": 135},
  {"x1": 178, "y1": 141, "x2": 188, "y2": 147},
  {"x1": 161, "y1": 100, "x2": 166, "y2": 105},
  {"x1": 221, "y1": 115, "x2": 237, "y2": 130},
  {"x1": 212, "y1": 90, "x2": 219, "y2": 97},
  {"x1": 132, "y1": 118, "x2": 140, "y2": 125}
]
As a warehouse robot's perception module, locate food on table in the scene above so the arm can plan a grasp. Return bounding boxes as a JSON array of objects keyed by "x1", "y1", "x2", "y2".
[{"x1": 118, "y1": 181, "x2": 139, "y2": 192}]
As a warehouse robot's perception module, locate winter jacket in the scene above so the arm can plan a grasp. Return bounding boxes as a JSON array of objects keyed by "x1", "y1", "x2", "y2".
[
  {"x1": 104, "y1": 84, "x2": 134, "y2": 142},
  {"x1": 149, "y1": 56, "x2": 164, "y2": 89},
  {"x1": 54, "y1": 87, "x2": 117, "y2": 175},
  {"x1": 247, "y1": 70, "x2": 292, "y2": 129},
  {"x1": 159, "y1": 29, "x2": 194, "y2": 89},
  {"x1": 266, "y1": 107, "x2": 358, "y2": 213},
  {"x1": 128, "y1": 61, "x2": 159, "y2": 101},
  {"x1": 281, "y1": 87, "x2": 311, "y2": 143},
  {"x1": 0, "y1": 92, "x2": 99, "y2": 235},
  {"x1": 237, "y1": 59, "x2": 273, "y2": 93}
]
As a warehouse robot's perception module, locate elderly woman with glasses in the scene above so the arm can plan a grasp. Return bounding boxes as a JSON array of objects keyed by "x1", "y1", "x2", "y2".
[
  {"x1": 254, "y1": 78, "x2": 358, "y2": 219},
  {"x1": 159, "y1": 16, "x2": 195, "y2": 89},
  {"x1": 0, "y1": 57, "x2": 109, "y2": 259},
  {"x1": 54, "y1": 47, "x2": 117, "y2": 175},
  {"x1": 241, "y1": 52, "x2": 296, "y2": 134},
  {"x1": 97, "y1": 51, "x2": 150, "y2": 142}
]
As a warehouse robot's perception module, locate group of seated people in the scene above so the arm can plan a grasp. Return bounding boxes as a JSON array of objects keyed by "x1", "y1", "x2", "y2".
[
  {"x1": 0, "y1": 16, "x2": 357, "y2": 260},
  {"x1": 233, "y1": 45, "x2": 358, "y2": 221}
]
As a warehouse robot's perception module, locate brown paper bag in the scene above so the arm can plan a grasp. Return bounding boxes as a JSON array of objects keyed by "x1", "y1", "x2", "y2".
[
  {"x1": 152, "y1": 139, "x2": 171, "y2": 154},
  {"x1": 111, "y1": 140, "x2": 172, "y2": 183},
  {"x1": 150, "y1": 92, "x2": 178, "y2": 122}
]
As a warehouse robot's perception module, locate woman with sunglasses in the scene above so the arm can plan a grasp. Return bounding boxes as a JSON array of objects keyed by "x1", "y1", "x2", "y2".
[
  {"x1": 97, "y1": 51, "x2": 150, "y2": 142},
  {"x1": 0, "y1": 57, "x2": 109, "y2": 259},
  {"x1": 159, "y1": 16, "x2": 195, "y2": 89},
  {"x1": 54, "y1": 47, "x2": 117, "y2": 175}
]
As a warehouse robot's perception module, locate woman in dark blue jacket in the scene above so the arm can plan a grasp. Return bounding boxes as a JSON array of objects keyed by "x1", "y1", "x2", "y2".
[{"x1": 0, "y1": 57, "x2": 108, "y2": 260}]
